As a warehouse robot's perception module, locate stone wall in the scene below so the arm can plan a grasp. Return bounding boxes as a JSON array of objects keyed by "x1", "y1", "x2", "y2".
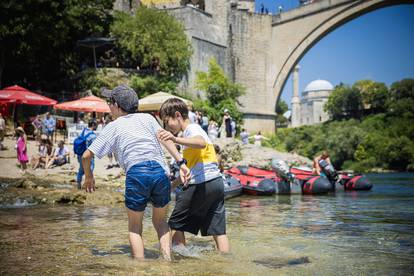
[
  {"x1": 113, "y1": 0, "x2": 140, "y2": 13},
  {"x1": 229, "y1": 10, "x2": 276, "y2": 132},
  {"x1": 166, "y1": 6, "x2": 228, "y2": 98},
  {"x1": 179, "y1": 37, "x2": 228, "y2": 99},
  {"x1": 205, "y1": 0, "x2": 231, "y2": 46}
]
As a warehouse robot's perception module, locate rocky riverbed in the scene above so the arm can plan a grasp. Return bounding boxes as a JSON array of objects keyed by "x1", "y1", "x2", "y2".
[{"x1": 0, "y1": 137, "x2": 311, "y2": 208}]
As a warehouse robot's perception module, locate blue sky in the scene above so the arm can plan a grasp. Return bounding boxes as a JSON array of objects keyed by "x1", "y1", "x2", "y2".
[{"x1": 255, "y1": 1, "x2": 414, "y2": 105}]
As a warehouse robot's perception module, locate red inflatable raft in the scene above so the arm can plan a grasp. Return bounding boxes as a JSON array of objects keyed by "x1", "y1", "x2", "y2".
[
  {"x1": 226, "y1": 166, "x2": 332, "y2": 195},
  {"x1": 291, "y1": 166, "x2": 372, "y2": 191}
]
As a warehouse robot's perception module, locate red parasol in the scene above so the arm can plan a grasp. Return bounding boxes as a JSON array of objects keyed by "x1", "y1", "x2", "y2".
[
  {"x1": 0, "y1": 85, "x2": 57, "y2": 105},
  {"x1": 54, "y1": 95, "x2": 110, "y2": 113}
]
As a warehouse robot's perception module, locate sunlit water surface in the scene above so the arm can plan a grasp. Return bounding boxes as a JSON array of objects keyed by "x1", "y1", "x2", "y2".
[{"x1": 1, "y1": 173, "x2": 413, "y2": 275}]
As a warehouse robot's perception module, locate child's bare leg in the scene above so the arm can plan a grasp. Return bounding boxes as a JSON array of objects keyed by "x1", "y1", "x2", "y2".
[
  {"x1": 152, "y1": 206, "x2": 171, "y2": 261},
  {"x1": 21, "y1": 162, "x2": 27, "y2": 173},
  {"x1": 33, "y1": 157, "x2": 41, "y2": 169},
  {"x1": 127, "y1": 208, "x2": 145, "y2": 260},
  {"x1": 171, "y1": 230, "x2": 186, "y2": 246},
  {"x1": 46, "y1": 157, "x2": 55, "y2": 169},
  {"x1": 213, "y1": 234, "x2": 230, "y2": 253},
  {"x1": 45, "y1": 156, "x2": 50, "y2": 168},
  {"x1": 31, "y1": 157, "x2": 36, "y2": 169}
]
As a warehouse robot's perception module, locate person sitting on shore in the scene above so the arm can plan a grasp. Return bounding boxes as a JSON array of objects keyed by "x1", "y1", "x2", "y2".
[
  {"x1": 31, "y1": 135, "x2": 53, "y2": 169},
  {"x1": 15, "y1": 127, "x2": 29, "y2": 173},
  {"x1": 81, "y1": 85, "x2": 190, "y2": 261},
  {"x1": 46, "y1": 140, "x2": 69, "y2": 169},
  {"x1": 313, "y1": 151, "x2": 332, "y2": 175}
]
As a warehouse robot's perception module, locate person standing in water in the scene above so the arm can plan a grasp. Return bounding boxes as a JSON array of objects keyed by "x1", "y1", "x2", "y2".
[
  {"x1": 158, "y1": 98, "x2": 230, "y2": 253},
  {"x1": 82, "y1": 85, "x2": 190, "y2": 261}
]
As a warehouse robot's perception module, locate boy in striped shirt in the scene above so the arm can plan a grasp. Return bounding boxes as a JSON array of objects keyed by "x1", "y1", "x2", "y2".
[
  {"x1": 82, "y1": 85, "x2": 190, "y2": 261},
  {"x1": 158, "y1": 98, "x2": 230, "y2": 253}
]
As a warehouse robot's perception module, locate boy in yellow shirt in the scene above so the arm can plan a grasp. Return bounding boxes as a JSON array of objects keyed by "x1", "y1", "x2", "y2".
[{"x1": 158, "y1": 98, "x2": 230, "y2": 252}]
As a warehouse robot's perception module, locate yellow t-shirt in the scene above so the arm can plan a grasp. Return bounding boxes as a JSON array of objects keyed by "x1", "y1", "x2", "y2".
[{"x1": 182, "y1": 124, "x2": 221, "y2": 184}]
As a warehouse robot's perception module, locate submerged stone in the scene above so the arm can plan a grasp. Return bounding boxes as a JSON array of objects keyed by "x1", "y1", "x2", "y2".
[{"x1": 254, "y1": 256, "x2": 310, "y2": 269}]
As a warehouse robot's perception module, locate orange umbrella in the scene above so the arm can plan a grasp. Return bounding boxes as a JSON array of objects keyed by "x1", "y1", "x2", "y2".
[{"x1": 54, "y1": 95, "x2": 110, "y2": 113}]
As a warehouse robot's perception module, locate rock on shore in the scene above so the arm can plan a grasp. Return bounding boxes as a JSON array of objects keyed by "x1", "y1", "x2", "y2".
[{"x1": 215, "y1": 139, "x2": 312, "y2": 170}]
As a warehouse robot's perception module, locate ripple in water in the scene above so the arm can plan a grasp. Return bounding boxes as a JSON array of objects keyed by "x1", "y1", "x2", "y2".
[{"x1": 0, "y1": 198, "x2": 38, "y2": 208}]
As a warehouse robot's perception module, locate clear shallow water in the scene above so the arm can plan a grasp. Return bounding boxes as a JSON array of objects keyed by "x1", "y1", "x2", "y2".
[{"x1": 0, "y1": 173, "x2": 413, "y2": 275}]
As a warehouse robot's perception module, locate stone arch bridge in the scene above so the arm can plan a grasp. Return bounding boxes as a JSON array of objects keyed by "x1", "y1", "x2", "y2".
[
  {"x1": 115, "y1": 0, "x2": 413, "y2": 132},
  {"x1": 229, "y1": 0, "x2": 413, "y2": 132}
]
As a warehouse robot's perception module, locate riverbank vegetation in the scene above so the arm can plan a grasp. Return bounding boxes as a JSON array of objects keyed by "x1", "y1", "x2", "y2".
[
  {"x1": 193, "y1": 58, "x2": 245, "y2": 128},
  {"x1": 267, "y1": 79, "x2": 414, "y2": 172}
]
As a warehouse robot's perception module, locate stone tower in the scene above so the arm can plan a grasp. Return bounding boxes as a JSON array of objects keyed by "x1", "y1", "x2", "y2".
[{"x1": 291, "y1": 65, "x2": 301, "y2": 127}]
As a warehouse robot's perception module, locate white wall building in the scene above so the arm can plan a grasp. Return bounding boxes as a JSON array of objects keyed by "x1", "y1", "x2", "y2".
[{"x1": 291, "y1": 66, "x2": 334, "y2": 127}]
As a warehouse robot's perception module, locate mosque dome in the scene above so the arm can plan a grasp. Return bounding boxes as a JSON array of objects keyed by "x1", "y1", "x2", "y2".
[{"x1": 304, "y1": 79, "x2": 334, "y2": 92}]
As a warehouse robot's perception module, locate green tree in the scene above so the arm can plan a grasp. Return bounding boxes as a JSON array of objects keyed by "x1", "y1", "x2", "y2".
[
  {"x1": 194, "y1": 58, "x2": 245, "y2": 127},
  {"x1": 276, "y1": 99, "x2": 288, "y2": 115},
  {"x1": 324, "y1": 84, "x2": 363, "y2": 120},
  {"x1": 275, "y1": 99, "x2": 289, "y2": 127},
  {"x1": 388, "y1": 78, "x2": 414, "y2": 118},
  {"x1": 110, "y1": 7, "x2": 192, "y2": 82},
  {"x1": 196, "y1": 59, "x2": 245, "y2": 105},
  {"x1": 0, "y1": 0, "x2": 114, "y2": 90},
  {"x1": 354, "y1": 80, "x2": 389, "y2": 113}
]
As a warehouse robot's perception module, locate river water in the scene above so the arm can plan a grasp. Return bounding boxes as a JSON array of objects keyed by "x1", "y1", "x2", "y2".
[{"x1": 1, "y1": 173, "x2": 413, "y2": 275}]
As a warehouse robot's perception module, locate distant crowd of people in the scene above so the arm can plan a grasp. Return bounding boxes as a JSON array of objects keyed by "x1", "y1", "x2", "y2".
[
  {"x1": 0, "y1": 111, "x2": 119, "y2": 180},
  {"x1": 185, "y1": 106, "x2": 269, "y2": 147},
  {"x1": 14, "y1": 126, "x2": 69, "y2": 174},
  {"x1": 0, "y1": 112, "x2": 67, "y2": 173}
]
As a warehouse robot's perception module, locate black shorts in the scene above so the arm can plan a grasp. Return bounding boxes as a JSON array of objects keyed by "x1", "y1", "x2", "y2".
[{"x1": 169, "y1": 177, "x2": 226, "y2": 236}]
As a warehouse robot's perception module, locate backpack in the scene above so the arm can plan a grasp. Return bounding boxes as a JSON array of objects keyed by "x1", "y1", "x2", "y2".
[{"x1": 73, "y1": 128, "x2": 93, "y2": 156}]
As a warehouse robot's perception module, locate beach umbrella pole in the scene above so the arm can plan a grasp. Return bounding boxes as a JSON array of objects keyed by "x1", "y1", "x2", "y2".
[
  {"x1": 93, "y1": 46, "x2": 97, "y2": 69},
  {"x1": 12, "y1": 103, "x2": 17, "y2": 128}
]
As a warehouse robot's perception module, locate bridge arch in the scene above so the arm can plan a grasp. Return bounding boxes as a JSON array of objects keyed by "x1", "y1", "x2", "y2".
[{"x1": 271, "y1": 0, "x2": 414, "y2": 109}]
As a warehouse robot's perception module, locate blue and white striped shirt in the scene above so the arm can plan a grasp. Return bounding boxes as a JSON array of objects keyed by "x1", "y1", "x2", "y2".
[{"x1": 88, "y1": 113, "x2": 168, "y2": 174}]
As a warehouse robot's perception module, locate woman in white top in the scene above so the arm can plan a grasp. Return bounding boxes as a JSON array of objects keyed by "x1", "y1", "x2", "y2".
[
  {"x1": 207, "y1": 120, "x2": 219, "y2": 142},
  {"x1": 251, "y1": 131, "x2": 269, "y2": 147}
]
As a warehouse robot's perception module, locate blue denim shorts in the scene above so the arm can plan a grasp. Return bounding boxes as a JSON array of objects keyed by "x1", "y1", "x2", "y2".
[{"x1": 125, "y1": 160, "x2": 171, "y2": 212}]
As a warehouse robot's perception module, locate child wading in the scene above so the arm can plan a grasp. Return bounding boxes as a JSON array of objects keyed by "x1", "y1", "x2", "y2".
[
  {"x1": 81, "y1": 85, "x2": 190, "y2": 261},
  {"x1": 74, "y1": 121, "x2": 97, "y2": 189},
  {"x1": 158, "y1": 98, "x2": 230, "y2": 253}
]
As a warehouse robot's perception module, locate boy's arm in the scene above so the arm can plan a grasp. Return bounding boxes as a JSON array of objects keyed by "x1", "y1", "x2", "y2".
[
  {"x1": 158, "y1": 139, "x2": 191, "y2": 185},
  {"x1": 82, "y1": 149, "x2": 95, "y2": 193},
  {"x1": 157, "y1": 129, "x2": 206, "y2": 149}
]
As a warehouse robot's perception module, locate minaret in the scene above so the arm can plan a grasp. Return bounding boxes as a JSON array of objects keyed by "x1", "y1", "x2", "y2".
[{"x1": 291, "y1": 65, "x2": 301, "y2": 127}]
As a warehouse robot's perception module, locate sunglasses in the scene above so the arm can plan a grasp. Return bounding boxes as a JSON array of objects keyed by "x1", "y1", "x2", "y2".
[{"x1": 106, "y1": 97, "x2": 115, "y2": 105}]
